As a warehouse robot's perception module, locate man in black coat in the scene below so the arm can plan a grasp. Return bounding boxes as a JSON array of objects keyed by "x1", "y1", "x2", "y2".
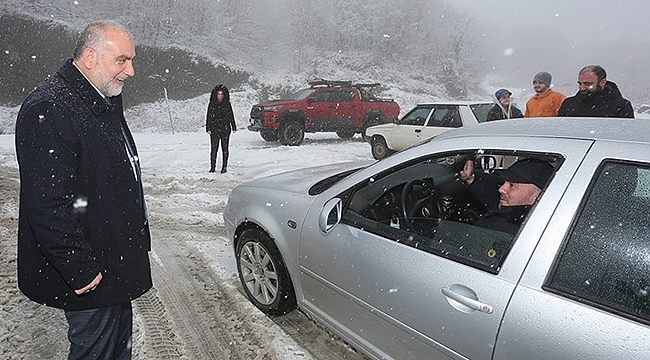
[
  {"x1": 206, "y1": 84, "x2": 237, "y2": 173},
  {"x1": 15, "y1": 20, "x2": 151, "y2": 359},
  {"x1": 558, "y1": 65, "x2": 635, "y2": 118}
]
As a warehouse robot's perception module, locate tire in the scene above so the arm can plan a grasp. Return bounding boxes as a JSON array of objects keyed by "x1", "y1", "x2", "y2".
[
  {"x1": 371, "y1": 136, "x2": 394, "y2": 160},
  {"x1": 335, "y1": 130, "x2": 355, "y2": 139},
  {"x1": 362, "y1": 112, "x2": 385, "y2": 142},
  {"x1": 236, "y1": 228, "x2": 297, "y2": 316},
  {"x1": 260, "y1": 129, "x2": 278, "y2": 142},
  {"x1": 278, "y1": 121, "x2": 305, "y2": 146}
]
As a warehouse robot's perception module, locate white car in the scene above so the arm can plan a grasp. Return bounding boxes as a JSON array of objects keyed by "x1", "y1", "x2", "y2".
[{"x1": 366, "y1": 101, "x2": 493, "y2": 159}]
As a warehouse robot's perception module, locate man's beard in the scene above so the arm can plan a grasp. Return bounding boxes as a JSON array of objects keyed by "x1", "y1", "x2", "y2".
[
  {"x1": 578, "y1": 84, "x2": 603, "y2": 97},
  {"x1": 96, "y1": 65, "x2": 125, "y2": 97}
]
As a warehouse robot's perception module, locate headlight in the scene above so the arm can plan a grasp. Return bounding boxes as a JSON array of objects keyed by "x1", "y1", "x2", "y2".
[{"x1": 264, "y1": 105, "x2": 284, "y2": 112}]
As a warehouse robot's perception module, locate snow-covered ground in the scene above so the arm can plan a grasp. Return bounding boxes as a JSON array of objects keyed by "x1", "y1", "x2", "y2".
[{"x1": 0, "y1": 90, "x2": 648, "y2": 358}]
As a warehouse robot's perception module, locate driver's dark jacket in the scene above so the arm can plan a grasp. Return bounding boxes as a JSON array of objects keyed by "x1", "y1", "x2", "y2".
[{"x1": 443, "y1": 172, "x2": 530, "y2": 235}]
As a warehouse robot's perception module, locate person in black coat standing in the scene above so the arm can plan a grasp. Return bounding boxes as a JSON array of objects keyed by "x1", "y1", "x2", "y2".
[
  {"x1": 486, "y1": 88, "x2": 524, "y2": 121},
  {"x1": 15, "y1": 20, "x2": 151, "y2": 359},
  {"x1": 206, "y1": 84, "x2": 237, "y2": 173},
  {"x1": 558, "y1": 65, "x2": 634, "y2": 118}
]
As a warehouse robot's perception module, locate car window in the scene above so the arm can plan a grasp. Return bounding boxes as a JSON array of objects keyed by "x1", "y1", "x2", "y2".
[
  {"x1": 428, "y1": 107, "x2": 461, "y2": 128},
  {"x1": 470, "y1": 103, "x2": 493, "y2": 123},
  {"x1": 546, "y1": 161, "x2": 650, "y2": 323},
  {"x1": 333, "y1": 89, "x2": 355, "y2": 102},
  {"x1": 400, "y1": 106, "x2": 432, "y2": 126},
  {"x1": 288, "y1": 88, "x2": 316, "y2": 100},
  {"x1": 341, "y1": 151, "x2": 559, "y2": 274}
]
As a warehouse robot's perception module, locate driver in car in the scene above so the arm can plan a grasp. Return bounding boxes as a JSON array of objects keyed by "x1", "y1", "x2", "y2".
[{"x1": 457, "y1": 158, "x2": 555, "y2": 234}]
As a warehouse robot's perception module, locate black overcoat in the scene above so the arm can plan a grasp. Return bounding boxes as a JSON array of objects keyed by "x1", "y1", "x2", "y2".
[
  {"x1": 558, "y1": 81, "x2": 634, "y2": 118},
  {"x1": 205, "y1": 84, "x2": 236, "y2": 134},
  {"x1": 15, "y1": 60, "x2": 152, "y2": 311}
]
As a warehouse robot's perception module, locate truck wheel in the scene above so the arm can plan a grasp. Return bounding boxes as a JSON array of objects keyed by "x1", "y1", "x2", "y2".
[
  {"x1": 278, "y1": 121, "x2": 304, "y2": 146},
  {"x1": 260, "y1": 129, "x2": 278, "y2": 141},
  {"x1": 362, "y1": 113, "x2": 385, "y2": 142},
  {"x1": 335, "y1": 130, "x2": 355, "y2": 139},
  {"x1": 371, "y1": 136, "x2": 394, "y2": 160}
]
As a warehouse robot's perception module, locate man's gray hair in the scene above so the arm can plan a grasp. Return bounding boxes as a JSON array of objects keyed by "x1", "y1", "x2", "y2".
[{"x1": 73, "y1": 20, "x2": 132, "y2": 59}]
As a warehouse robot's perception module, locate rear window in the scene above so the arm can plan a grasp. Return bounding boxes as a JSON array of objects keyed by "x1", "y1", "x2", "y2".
[
  {"x1": 546, "y1": 161, "x2": 650, "y2": 324},
  {"x1": 470, "y1": 103, "x2": 494, "y2": 123}
]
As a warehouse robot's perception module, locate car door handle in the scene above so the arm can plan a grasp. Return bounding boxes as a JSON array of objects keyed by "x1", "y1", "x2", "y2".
[
  {"x1": 414, "y1": 129, "x2": 422, "y2": 133},
  {"x1": 441, "y1": 287, "x2": 493, "y2": 314}
]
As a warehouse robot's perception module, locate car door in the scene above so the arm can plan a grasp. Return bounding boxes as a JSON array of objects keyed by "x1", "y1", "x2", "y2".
[
  {"x1": 494, "y1": 141, "x2": 650, "y2": 360},
  {"x1": 389, "y1": 106, "x2": 432, "y2": 150},
  {"x1": 298, "y1": 136, "x2": 593, "y2": 360},
  {"x1": 330, "y1": 88, "x2": 359, "y2": 129},
  {"x1": 419, "y1": 105, "x2": 462, "y2": 141},
  {"x1": 304, "y1": 89, "x2": 337, "y2": 130}
]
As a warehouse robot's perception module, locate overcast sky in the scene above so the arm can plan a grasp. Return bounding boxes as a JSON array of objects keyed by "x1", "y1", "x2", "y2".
[
  {"x1": 443, "y1": 0, "x2": 649, "y2": 100},
  {"x1": 446, "y1": 0, "x2": 649, "y2": 45}
]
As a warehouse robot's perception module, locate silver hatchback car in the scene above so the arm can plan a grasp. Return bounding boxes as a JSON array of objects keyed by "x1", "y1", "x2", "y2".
[{"x1": 224, "y1": 117, "x2": 650, "y2": 360}]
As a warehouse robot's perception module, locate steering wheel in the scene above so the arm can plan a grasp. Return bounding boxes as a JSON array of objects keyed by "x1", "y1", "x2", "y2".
[{"x1": 400, "y1": 179, "x2": 444, "y2": 228}]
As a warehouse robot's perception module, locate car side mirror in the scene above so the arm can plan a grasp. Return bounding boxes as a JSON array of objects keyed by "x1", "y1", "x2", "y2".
[{"x1": 319, "y1": 198, "x2": 342, "y2": 233}]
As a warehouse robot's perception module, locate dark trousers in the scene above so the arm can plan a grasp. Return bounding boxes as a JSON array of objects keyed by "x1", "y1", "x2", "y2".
[
  {"x1": 210, "y1": 131, "x2": 231, "y2": 170},
  {"x1": 64, "y1": 302, "x2": 133, "y2": 360}
]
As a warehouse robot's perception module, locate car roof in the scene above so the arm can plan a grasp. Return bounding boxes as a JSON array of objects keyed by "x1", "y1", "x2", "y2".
[
  {"x1": 415, "y1": 101, "x2": 493, "y2": 106},
  {"x1": 434, "y1": 117, "x2": 650, "y2": 144}
]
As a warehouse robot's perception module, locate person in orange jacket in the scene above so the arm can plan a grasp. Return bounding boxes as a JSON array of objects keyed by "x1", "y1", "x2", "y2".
[{"x1": 525, "y1": 71, "x2": 566, "y2": 117}]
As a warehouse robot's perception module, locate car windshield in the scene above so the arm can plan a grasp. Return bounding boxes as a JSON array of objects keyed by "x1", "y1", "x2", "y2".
[{"x1": 288, "y1": 88, "x2": 315, "y2": 100}]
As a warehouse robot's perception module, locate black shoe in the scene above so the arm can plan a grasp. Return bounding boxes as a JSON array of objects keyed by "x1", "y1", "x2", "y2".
[
  {"x1": 220, "y1": 168, "x2": 227, "y2": 174},
  {"x1": 209, "y1": 168, "x2": 215, "y2": 173}
]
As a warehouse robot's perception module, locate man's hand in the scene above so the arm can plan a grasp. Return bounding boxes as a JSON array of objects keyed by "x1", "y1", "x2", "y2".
[
  {"x1": 460, "y1": 159, "x2": 476, "y2": 185},
  {"x1": 75, "y1": 272, "x2": 103, "y2": 295}
]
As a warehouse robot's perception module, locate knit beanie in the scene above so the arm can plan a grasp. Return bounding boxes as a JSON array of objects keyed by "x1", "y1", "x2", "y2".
[
  {"x1": 533, "y1": 71, "x2": 552, "y2": 86},
  {"x1": 495, "y1": 88, "x2": 512, "y2": 100}
]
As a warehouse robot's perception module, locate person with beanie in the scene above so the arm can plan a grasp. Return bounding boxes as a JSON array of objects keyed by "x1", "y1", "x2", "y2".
[
  {"x1": 558, "y1": 65, "x2": 634, "y2": 118},
  {"x1": 486, "y1": 88, "x2": 523, "y2": 121},
  {"x1": 525, "y1": 71, "x2": 566, "y2": 117},
  {"x1": 206, "y1": 84, "x2": 237, "y2": 173}
]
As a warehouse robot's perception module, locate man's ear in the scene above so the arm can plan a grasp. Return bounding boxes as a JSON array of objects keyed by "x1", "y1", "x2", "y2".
[
  {"x1": 599, "y1": 77, "x2": 607, "y2": 88},
  {"x1": 80, "y1": 47, "x2": 98, "y2": 70}
]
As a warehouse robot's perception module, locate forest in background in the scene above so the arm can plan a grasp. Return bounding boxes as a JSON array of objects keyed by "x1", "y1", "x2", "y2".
[{"x1": 1, "y1": 0, "x2": 648, "y2": 108}]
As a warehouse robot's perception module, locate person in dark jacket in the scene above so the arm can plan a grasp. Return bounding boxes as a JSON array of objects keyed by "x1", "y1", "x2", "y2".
[
  {"x1": 15, "y1": 20, "x2": 151, "y2": 359},
  {"x1": 486, "y1": 88, "x2": 524, "y2": 121},
  {"x1": 206, "y1": 84, "x2": 237, "y2": 173},
  {"x1": 558, "y1": 65, "x2": 634, "y2": 118},
  {"x1": 458, "y1": 158, "x2": 554, "y2": 234}
]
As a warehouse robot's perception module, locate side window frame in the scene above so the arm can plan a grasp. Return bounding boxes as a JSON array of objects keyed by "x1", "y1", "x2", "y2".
[
  {"x1": 544, "y1": 160, "x2": 650, "y2": 325},
  {"x1": 340, "y1": 150, "x2": 561, "y2": 274}
]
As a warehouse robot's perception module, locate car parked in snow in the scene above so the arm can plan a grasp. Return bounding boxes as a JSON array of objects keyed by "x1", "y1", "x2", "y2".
[
  {"x1": 247, "y1": 79, "x2": 400, "y2": 146},
  {"x1": 224, "y1": 117, "x2": 650, "y2": 360},
  {"x1": 366, "y1": 101, "x2": 493, "y2": 159}
]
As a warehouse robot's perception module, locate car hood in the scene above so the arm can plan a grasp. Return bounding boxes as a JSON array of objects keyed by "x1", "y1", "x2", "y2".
[
  {"x1": 368, "y1": 123, "x2": 396, "y2": 131},
  {"x1": 239, "y1": 160, "x2": 372, "y2": 194}
]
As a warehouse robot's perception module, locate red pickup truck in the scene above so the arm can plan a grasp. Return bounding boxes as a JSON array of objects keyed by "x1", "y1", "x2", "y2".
[{"x1": 247, "y1": 80, "x2": 401, "y2": 146}]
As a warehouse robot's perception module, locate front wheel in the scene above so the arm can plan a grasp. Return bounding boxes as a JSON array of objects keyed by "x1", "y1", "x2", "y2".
[
  {"x1": 371, "y1": 136, "x2": 394, "y2": 160},
  {"x1": 260, "y1": 129, "x2": 278, "y2": 141},
  {"x1": 236, "y1": 228, "x2": 297, "y2": 316},
  {"x1": 278, "y1": 121, "x2": 305, "y2": 146}
]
